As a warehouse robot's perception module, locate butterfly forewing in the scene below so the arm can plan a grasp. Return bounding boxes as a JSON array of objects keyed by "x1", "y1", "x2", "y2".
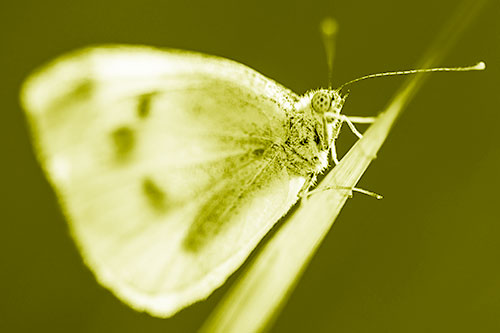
[{"x1": 21, "y1": 46, "x2": 308, "y2": 316}]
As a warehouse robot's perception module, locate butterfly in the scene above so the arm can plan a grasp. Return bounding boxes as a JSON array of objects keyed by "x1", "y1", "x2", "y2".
[{"x1": 20, "y1": 44, "x2": 483, "y2": 317}]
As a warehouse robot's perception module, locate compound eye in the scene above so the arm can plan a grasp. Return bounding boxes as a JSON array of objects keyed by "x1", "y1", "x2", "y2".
[{"x1": 311, "y1": 91, "x2": 332, "y2": 113}]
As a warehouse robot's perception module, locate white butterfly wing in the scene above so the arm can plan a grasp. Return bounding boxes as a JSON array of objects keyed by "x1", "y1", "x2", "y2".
[{"x1": 21, "y1": 45, "x2": 307, "y2": 316}]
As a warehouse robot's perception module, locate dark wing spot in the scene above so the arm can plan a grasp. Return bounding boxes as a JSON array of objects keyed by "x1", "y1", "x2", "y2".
[
  {"x1": 252, "y1": 148, "x2": 265, "y2": 157},
  {"x1": 111, "y1": 126, "x2": 135, "y2": 159},
  {"x1": 137, "y1": 93, "x2": 156, "y2": 119},
  {"x1": 142, "y1": 177, "x2": 167, "y2": 212},
  {"x1": 69, "y1": 79, "x2": 94, "y2": 99}
]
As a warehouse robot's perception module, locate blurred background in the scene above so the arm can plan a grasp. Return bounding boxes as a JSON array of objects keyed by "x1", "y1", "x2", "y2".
[{"x1": 1, "y1": 0, "x2": 499, "y2": 332}]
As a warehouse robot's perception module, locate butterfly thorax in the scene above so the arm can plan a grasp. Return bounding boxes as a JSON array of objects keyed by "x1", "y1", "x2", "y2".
[{"x1": 280, "y1": 106, "x2": 330, "y2": 177}]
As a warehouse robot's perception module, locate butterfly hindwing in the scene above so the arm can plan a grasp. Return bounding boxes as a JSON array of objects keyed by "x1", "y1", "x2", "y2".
[{"x1": 21, "y1": 45, "x2": 308, "y2": 316}]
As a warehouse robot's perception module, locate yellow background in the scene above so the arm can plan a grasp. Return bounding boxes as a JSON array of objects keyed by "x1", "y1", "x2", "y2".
[{"x1": 2, "y1": 0, "x2": 499, "y2": 332}]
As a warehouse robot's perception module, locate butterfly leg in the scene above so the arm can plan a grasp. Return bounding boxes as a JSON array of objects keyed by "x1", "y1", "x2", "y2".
[
  {"x1": 306, "y1": 185, "x2": 383, "y2": 200},
  {"x1": 326, "y1": 113, "x2": 376, "y2": 139},
  {"x1": 331, "y1": 142, "x2": 340, "y2": 165},
  {"x1": 298, "y1": 173, "x2": 317, "y2": 199},
  {"x1": 346, "y1": 116, "x2": 376, "y2": 124},
  {"x1": 340, "y1": 115, "x2": 364, "y2": 139}
]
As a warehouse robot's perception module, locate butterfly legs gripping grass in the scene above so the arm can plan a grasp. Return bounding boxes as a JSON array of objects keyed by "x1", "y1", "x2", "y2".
[{"x1": 298, "y1": 60, "x2": 485, "y2": 200}]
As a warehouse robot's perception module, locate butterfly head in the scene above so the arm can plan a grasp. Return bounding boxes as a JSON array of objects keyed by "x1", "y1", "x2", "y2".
[{"x1": 310, "y1": 88, "x2": 348, "y2": 115}]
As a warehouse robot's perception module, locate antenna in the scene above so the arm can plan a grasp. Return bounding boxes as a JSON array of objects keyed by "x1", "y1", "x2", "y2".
[
  {"x1": 320, "y1": 17, "x2": 338, "y2": 88},
  {"x1": 338, "y1": 61, "x2": 486, "y2": 91}
]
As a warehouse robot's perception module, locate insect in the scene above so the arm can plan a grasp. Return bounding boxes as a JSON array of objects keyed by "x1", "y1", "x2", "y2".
[{"x1": 20, "y1": 43, "x2": 484, "y2": 317}]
